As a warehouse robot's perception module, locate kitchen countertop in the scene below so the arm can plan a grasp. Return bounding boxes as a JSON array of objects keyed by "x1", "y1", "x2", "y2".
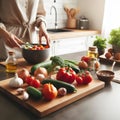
[
  {"x1": 0, "y1": 51, "x2": 120, "y2": 120},
  {"x1": 48, "y1": 29, "x2": 101, "y2": 40}
]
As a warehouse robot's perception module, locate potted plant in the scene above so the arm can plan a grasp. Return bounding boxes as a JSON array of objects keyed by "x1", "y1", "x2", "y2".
[
  {"x1": 93, "y1": 36, "x2": 107, "y2": 56},
  {"x1": 108, "y1": 27, "x2": 120, "y2": 53}
]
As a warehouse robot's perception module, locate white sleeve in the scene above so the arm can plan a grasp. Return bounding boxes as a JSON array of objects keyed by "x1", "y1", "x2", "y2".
[{"x1": 0, "y1": 22, "x2": 6, "y2": 30}]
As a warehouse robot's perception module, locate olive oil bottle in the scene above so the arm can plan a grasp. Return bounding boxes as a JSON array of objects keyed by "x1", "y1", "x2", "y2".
[
  {"x1": 87, "y1": 46, "x2": 98, "y2": 59},
  {"x1": 5, "y1": 51, "x2": 17, "y2": 73}
]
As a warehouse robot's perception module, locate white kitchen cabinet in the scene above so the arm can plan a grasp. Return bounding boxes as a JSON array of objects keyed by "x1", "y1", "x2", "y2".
[
  {"x1": 50, "y1": 35, "x2": 98, "y2": 56},
  {"x1": 87, "y1": 35, "x2": 97, "y2": 47}
]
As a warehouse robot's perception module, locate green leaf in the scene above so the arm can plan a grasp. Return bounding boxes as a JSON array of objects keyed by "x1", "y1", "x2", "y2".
[{"x1": 93, "y1": 36, "x2": 107, "y2": 49}]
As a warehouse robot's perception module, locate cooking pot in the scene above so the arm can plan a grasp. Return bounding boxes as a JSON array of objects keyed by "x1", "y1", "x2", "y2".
[{"x1": 78, "y1": 16, "x2": 89, "y2": 30}]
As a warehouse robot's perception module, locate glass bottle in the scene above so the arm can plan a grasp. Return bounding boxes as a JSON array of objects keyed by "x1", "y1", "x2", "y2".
[
  {"x1": 87, "y1": 46, "x2": 98, "y2": 71},
  {"x1": 87, "y1": 46, "x2": 98, "y2": 59},
  {"x1": 5, "y1": 51, "x2": 17, "y2": 73}
]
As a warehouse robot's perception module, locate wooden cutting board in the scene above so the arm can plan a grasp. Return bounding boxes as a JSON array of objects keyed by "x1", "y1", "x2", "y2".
[{"x1": 0, "y1": 78, "x2": 105, "y2": 117}]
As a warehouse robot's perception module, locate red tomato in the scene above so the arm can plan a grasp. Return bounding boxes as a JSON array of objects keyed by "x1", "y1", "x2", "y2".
[
  {"x1": 81, "y1": 56, "x2": 91, "y2": 63},
  {"x1": 56, "y1": 67, "x2": 76, "y2": 84},
  {"x1": 36, "y1": 47, "x2": 41, "y2": 50},
  {"x1": 31, "y1": 79, "x2": 41, "y2": 88},
  {"x1": 25, "y1": 76, "x2": 35, "y2": 85},
  {"x1": 42, "y1": 83, "x2": 58, "y2": 101},
  {"x1": 82, "y1": 71, "x2": 93, "y2": 84},
  {"x1": 76, "y1": 75, "x2": 83, "y2": 85}
]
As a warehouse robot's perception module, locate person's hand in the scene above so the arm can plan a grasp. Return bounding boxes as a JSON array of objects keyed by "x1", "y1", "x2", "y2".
[
  {"x1": 5, "y1": 33, "x2": 24, "y2": 48},
  {"x1": 0, "y1": 28, "x2": 24, "y2": 48},
  {"x1": 39, "y1": 22, "x2": 50, "y2": 47}
]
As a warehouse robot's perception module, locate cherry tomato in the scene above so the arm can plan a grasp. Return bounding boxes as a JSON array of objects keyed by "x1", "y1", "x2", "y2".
[
  {"x1": 25, "y1": 76, "x2": 40, "y2": 88},
  {"x1": 30, "y1": 79, "x2": 41, "y2": 88},
  {"x1": 81, "y1": 56, "x2": 91, "y2": 63},
  {"x1": 27, "y1": 44, "x2": 47, "y2": 50},
  {"x1": 82, "y1": 71, "x2": 93, "y2": 84},
  {"x1": 76, "y1": 75, "x2": 83, "y2": 85},
  {"x1": 25, "y1": 76, "x2": 35, "y2": 85},
  {"x1": 56, "y1": 67, "x2": 76, "y2": 84}
]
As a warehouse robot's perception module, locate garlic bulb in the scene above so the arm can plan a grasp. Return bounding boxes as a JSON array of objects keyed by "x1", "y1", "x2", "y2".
[{"x1": 9, "y1": 73, "x2": 23, "y2": 88}]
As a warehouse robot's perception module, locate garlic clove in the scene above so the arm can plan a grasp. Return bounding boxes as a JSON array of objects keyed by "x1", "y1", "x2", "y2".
[
  {"x1": 23, "y1": 91, "x2": 29, "y2": 100},
  {"x1": 16, "y1": 88, "x2": 25, "y2": 94}
]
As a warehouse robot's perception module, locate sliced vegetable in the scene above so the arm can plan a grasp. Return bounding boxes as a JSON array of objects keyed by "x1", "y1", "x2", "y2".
[{"x1": 41, "y1": 79, "x2": 77, "y2": 93}]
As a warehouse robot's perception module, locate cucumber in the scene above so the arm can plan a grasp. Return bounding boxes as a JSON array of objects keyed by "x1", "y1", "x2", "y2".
[
  {"x1": 64, "y1": 59, "x2": 78, "y2": 65},
  {"x1": 41, "y1": 79, "x2": 77, "y2": 93},
  {"x1": 64, "y1": 60, "x2": 80, "y2": 73},
  {"x1": 26, "y1": 86, "x2": 42, "y2": 99},
  {"x1": 30, "y1": 60, "x2": 52, "y2": 75}
]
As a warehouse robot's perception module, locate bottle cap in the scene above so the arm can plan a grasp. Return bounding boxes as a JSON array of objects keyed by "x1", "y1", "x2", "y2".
[{"x1": 89, "y1": 46, "x2": 97, "y2": 51}]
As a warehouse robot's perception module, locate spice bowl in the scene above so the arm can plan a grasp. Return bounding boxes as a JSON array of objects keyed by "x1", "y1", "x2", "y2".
[{"x1": 96, "y1": 70, "x2": 115, "y2": 83}]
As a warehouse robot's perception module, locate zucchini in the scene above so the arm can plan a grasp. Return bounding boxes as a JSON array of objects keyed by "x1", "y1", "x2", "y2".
[
  {"x1": 41, "y1": 79, "x2": 77, "y2": 93},
  {"x1": 30, "y1": 60, "x2": 52, "y2": 75},
  {"x1": 26, "y1": 86, "x2": 42, "y2": 99},
  {"x1": 64, "y1": 60, "x2": 80, "y2": 73}
]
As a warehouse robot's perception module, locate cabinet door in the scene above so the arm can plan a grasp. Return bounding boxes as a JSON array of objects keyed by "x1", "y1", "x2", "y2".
[
  {"x1": 87, "y1": 35, "x2": 98, "y2": 47},
  {"x1": 52, "y1": 37, "x2": 88, "y2": 55}
]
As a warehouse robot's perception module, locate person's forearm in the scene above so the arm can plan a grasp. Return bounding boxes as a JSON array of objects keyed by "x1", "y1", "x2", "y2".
[
  {"x1": 0, "y1": 27, "x2": 9, "y2": 38},
  {"x1": 39, "y1": 21, "x2": 46, "y2": 30}
]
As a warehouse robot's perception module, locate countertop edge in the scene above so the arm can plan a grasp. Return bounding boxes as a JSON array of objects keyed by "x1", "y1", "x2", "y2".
[{"x1": 49, "y1": 29, "x2": 101, "y2": 40}]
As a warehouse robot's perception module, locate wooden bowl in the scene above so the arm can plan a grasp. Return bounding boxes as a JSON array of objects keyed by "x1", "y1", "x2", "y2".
[{"x1": 96, "y1": 70, "x2": 114, "y2": 83}]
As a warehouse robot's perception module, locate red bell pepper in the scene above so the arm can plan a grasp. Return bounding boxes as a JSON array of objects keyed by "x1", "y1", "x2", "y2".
[{"x1": 56, "y1": 67, "x2": 76, "y2": 84}]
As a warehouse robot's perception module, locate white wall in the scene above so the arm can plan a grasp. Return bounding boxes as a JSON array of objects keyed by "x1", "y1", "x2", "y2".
[
  {"x1": 77, "y1": 0, "x2": 105, "y2": 31},
  {"x1": 43, "y1": 0, "x2": 78, "y2": 29},
  {"x1": 43, "y1": 0, "x2": 105, "y2": 30}
]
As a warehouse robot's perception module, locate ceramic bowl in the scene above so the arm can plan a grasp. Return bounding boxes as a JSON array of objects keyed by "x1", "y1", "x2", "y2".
[
  {"x1": 22, "y1": 44, "x2": 50, "y2": 64},
  {"x1": 96, "y1": 70, "x2": 114, "y2": 83}
]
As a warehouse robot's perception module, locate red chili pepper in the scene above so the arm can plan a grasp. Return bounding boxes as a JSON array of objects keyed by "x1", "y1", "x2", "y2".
[{"x1": 56, "y1": 67, "x2": 76, "y2": 84}]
